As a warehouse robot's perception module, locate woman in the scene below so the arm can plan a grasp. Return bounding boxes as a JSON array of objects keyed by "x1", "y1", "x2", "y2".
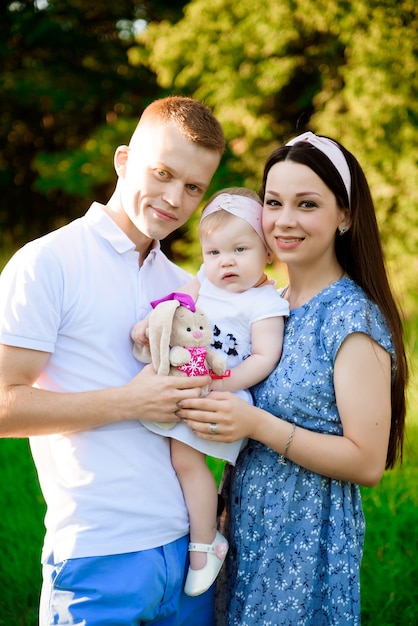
[{"x1": 177, "y1": 132, "x2": 408, "y2": 625}]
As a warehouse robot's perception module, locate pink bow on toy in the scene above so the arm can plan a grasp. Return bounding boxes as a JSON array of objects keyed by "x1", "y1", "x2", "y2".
[{"x1": 150, "y1": 292, "x2": 196, "y2": 312}]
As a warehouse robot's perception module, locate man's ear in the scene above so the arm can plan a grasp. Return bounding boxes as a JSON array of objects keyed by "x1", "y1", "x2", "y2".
[{"x1": 114, "y1": 145, "x2": 129, "y2": 177}]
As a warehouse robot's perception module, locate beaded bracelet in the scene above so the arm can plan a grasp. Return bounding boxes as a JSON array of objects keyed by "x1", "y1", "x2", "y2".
[{"x1": 279, "y1": 424, "x2": 296, "y2": 465}]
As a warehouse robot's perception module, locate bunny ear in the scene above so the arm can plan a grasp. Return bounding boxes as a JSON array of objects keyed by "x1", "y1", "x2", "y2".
[{"x1": 148, "y1": 300, "x2": 179, "y2": 375}]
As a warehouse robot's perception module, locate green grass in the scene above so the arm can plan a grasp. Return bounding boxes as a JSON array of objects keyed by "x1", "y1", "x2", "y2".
[
  {"x1": 1, "y1": 433, "x2": 417, "y2": 625},
  {"x1": 0, "y1": 438, "x2": 45, "y2": 626},
  {"x1": 1, "y1": 333, "x2": 417, "y2": 625},
  {"x1": 360, "y1": 330, "x2": 418, "y2": 626},
  {"x1": 360, "y1": 425, "x2": 418, "y2": 625}
]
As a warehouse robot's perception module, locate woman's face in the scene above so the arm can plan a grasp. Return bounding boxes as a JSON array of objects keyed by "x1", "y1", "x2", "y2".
[{"x1": 262, "y1": 160, "x2": 347, "y2": 269}]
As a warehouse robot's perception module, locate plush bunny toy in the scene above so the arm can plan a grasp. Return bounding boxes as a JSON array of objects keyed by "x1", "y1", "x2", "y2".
[{"x1": 133, "y1": 292, "x2": 227, "y2": 427}]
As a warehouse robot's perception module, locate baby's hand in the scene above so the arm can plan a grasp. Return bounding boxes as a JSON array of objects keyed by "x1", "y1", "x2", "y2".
[{"x1": 131, "y1": 319, "x2": 150, "y2": 345}]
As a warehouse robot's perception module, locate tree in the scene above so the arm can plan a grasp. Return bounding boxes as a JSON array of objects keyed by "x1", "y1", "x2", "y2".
[
  {"x1": 0, "y1": 0, "x2": 186, "y2": 253},
  {"x1": 133, "y1": 0, "x2": 418, "y2": 309},
  {"x1": 312, "y1": 0, "x2": 418, "y2": 306}
]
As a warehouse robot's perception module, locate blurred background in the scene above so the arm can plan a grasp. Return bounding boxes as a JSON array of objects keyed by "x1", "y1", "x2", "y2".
[{"x1": 0, "y1": 1, "x2": 417, "y2": 624}]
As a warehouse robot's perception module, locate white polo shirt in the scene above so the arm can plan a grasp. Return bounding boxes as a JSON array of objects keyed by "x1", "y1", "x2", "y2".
[{"x1": 0, "y1": 202, "x2": 192, "y2": 563}]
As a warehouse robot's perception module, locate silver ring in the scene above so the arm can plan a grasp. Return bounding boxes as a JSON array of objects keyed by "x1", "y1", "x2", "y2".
[{"x1": 209, "y1": 423, "x2": 217, "y2": 435}]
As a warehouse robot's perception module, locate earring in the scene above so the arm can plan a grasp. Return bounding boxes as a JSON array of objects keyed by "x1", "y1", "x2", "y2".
[{"x1": 339, "y1": 225, "x2": 348, "y2": 236}]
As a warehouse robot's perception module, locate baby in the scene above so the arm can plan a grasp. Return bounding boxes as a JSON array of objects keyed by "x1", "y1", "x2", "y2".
[{"x1": 131, "y1": 188, "x2": 289, "y2": 596}]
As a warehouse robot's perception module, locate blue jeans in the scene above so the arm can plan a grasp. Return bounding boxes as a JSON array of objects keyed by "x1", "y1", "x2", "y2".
[{"x1": 39, "y1": 535, "x2": 215, "y2": 625}]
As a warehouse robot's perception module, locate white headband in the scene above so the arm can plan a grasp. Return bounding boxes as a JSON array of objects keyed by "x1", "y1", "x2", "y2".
[{"x1": 286, "y1": 131, "x2": 351, "y2": 205}]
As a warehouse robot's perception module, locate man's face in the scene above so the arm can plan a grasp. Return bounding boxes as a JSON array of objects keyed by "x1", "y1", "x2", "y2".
[{"x1": 115, "y1": 121, "x2": 221, "y2": 246}]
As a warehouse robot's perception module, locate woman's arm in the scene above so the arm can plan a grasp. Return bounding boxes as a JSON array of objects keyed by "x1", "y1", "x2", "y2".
[
  {"x1": 210, "y1": 316, "x2": 284, "y2": 392},
  {"x1": 178, "y1": 333, "x2": 391, "y2": 487}
]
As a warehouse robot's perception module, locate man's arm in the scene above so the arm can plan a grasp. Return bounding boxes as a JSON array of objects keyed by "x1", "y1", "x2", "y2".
[{"x1": 0, "y1": 344, "x2": 210, "y2": 437}]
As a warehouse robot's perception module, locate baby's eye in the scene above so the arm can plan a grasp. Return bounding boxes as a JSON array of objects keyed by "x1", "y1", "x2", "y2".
[{"x1": 236, "y1": 246, "x2": 245, "y2": 252}]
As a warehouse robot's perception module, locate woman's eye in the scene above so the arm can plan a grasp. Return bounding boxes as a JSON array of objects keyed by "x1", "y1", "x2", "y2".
[{"x1": 265, "y1": 199, "x2": 281, "y2": 207}]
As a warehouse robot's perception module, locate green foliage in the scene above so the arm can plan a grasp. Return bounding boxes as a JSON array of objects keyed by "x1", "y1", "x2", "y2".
[
  {"x1": 134, "y1": 0, "x2": 418, "y2": 314},
  {"x1": 134, "y1": 0, "x2": 337, "y2": 178},
  {"x1": 311, "y1": 0, "x2": 418, "y2": 308},
  {"x1": 1, "y1": 0, "x2": 417, "y2": 309},
  {"x1": 33, "y1": 118, "x2": 137, "y2": 196},
  {"x1": 0, "y1": 0, "x2": 185, "y2": 250}
]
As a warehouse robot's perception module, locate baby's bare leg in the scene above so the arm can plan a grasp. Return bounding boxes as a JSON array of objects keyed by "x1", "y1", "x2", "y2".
[{"x1": 171, "y1": 439, "x2": 218, "y2": 570}]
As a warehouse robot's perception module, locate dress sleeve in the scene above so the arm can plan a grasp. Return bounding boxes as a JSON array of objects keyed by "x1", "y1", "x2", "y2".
[{"x1": 322, "y1": 293, "x2": 394, "y2": 367}]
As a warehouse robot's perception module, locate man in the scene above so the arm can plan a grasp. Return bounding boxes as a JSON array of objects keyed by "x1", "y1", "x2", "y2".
[{"x1": 0, "y1": 96, "x2": 225, "y2": 625}]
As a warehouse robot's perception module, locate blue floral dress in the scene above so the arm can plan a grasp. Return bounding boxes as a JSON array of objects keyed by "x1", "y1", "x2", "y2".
[{"x1": 225, "y1": 278, "x2": 394, "y2": 626}]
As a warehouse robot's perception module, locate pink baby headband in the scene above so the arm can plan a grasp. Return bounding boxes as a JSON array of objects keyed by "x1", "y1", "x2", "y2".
[
  {"x1": 200, "y1": 193, "x2": 266, "y2": 245},
  {"x1": 286, "y1": 131, "x2": 351, "y2": 205}
]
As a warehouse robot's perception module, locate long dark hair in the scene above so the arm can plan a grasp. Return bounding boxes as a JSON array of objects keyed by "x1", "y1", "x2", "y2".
[{"x1": 260, "y1": 139, "x2": 408, "y2": 469}]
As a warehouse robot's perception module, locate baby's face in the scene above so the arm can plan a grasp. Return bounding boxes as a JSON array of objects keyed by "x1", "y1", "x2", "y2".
[{"x1": 201, "y1": 215, "x2": 270, "y2": 293}]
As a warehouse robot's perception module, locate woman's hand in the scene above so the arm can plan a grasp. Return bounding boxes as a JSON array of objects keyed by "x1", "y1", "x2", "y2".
[
  {"x1": 177, "y1": 391, "x2": 260, "y2": 442},
  {"x1": 178, "y1": 332, "x2": 392, "y2": 488}
]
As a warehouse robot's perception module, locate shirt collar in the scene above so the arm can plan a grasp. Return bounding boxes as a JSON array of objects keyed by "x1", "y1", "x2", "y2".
[{"x1": 85, "y1": 202, "x2": 161, "y2": 260}]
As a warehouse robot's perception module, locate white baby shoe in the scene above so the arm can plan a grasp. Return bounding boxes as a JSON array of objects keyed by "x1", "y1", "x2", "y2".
[{"x1": 184, "y1": 530, "x2": 229, "y2": 596}]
